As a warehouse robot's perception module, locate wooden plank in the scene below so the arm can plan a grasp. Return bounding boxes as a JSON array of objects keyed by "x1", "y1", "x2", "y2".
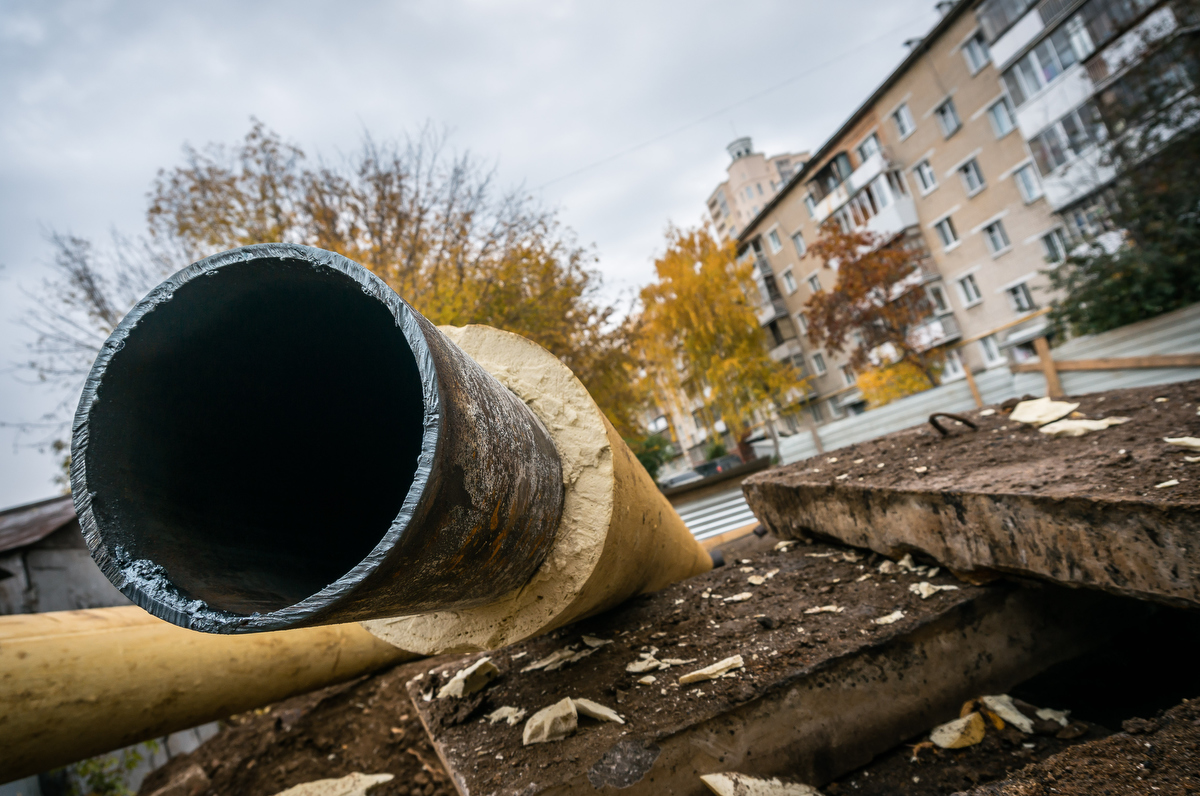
[
  {"x1": 1033, "y1": 336, "x2": 1064, "y2": 398},
  {"x1": 963, "y1": 366, "x2": 984, "y2": 408},
  {"x1": 1011, "y1": 353, "x2": 1200, "y2": 373}
]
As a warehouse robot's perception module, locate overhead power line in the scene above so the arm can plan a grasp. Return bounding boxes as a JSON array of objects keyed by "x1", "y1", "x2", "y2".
[{"x1": 535, "y1": 15, "x2": 932, "y2": 191}]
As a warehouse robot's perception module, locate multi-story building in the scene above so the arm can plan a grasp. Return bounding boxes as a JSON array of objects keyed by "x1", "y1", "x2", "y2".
[
  {"x1": 736, "y1": 0, "x2": 1083, "y2": 423},
  {"x1": 978, "y1": 0, "x2": 1186, "y2": 240},
  {"x1": 707, "y1": 138, "x2": 809, "y2": 241}
]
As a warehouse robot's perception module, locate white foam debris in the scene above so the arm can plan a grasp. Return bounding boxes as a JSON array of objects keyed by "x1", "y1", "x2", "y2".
[
  {"x1": 271, "y1": 772, "x2": 394, "y2": 796},
  {"x1": 571, "y1": 697, "x2": 624, "y2": 725},
  {"x1": 486, "y1": 706, "x2": 527, "y2": 726},
  {"x1": 679, "y1": 655, "x2": 745, "y2": 685},
  {"x1": 637, "y1": 675, "x2": 657, "y2": 685},
  {"x1": 520, "y1": 648, "x2": 577, "y2": 673},
  {"x1": 724, "y1": 592, "x2": 753, "y2": 603},
  {"x1": 1010, "y1": 397, "x2": 1080, "y2": 427},
  {"x1": 1165, "y1": 436, "x2": 1200, "y2": 450},
  {"x1": 981, "y1": 694, "x2": 1034, "y2": 733},
  {"x1": 873, "y1": 610, "x2": 905, "y2": 625},
  {"x1": 930, "y1": 713, "x2": 986, "y2": 749},
  {"x1": 436, "y1": 657, "x2": 499, "y2": 699},
  {"x1": 1039, "y1": 417, "x2": 1130, "y2": 437},
  {"x1": 774, "y1": 540, "x2": 799, "y2": 551},
  {"x1": 581, "y1": 635, "x2": 612, "y2": 648},
  {"x1": 979, "y1": 408, "x2": 996, "y2": 416},
  {"x1": 803, "y1": 605, "x2": 844, "y2": 614},
  {"x1": 1155, "y1": 479, "x2": 1180, "y2": 489},
  {"x1": 748, "y1": 576, "x2": 766, "y2": 586},
  {"x1": 522, "y1": 698, "x2": 577, "y2": 745},
  {"x1": 1036, "y1": 707, "x2": 1071, "y2": 727},
  {"x1": 700, "y1": 772, "x2": 824, "y2": 795},
  {"x1": 910, "y1": 582, "x2": 960, "y2": 599}
]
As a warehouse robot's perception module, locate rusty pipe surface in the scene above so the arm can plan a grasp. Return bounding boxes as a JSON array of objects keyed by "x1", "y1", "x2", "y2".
[
  {"x1": 71, "y1": 243, "x2": 564, "y2": 633},
  {"x1": 0, "y1": 606, "x2": 412, "y2": 783}
]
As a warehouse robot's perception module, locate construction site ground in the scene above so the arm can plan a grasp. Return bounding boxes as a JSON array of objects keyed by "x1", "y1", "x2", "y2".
[
  {"x1": 138, "y1": 531, "x2": 1200, "y2": 796},
  {"x1": 766, "y1": 381, "x2": 1200, "y2": 503}
]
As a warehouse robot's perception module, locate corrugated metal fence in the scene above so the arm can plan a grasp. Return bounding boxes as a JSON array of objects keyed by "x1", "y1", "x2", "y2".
[{"x1": 778, "y1": 303, "x2": 1200, "y2": 465}]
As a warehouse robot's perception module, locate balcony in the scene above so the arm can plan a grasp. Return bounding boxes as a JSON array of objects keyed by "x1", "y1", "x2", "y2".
[
  {"x1": 756, "y1": 297, "x2": 789, "y2": 327},
  {"x1": 864, "y1": 192, "x2": 920, "y2": 240},
  {"x1": 812, "y1": 150, "x2": 889, "y2": 225},
  {"x1": 910, "y1": 313, "x2": 962, "y2": 352},
  {"x1": 768, "y1": 338, "x2": 804, "y2": 363}
]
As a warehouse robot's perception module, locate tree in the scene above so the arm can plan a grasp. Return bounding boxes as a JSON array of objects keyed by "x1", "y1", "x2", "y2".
[
  {"x1": 639, "y1": 226, "x2": 803, "y2": 454},
  {"x1": 856, "y1": 360, "x2": 937, "y2": 408},
  {"x1": 1047, "y1": 15, "x2": 1200, "y2": 335},
  {"x1": 16, "y1": 122, "x2": 646, "y2": 488},
  {"x1": 803, "y1": 223, "x2": 942, "y2": 391}
]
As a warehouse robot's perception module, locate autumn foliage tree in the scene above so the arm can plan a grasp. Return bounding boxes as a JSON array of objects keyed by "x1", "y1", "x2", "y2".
[
  {"x1": 639, "y1": 226, "x2": 802, "y2": 449},
  {"x1": 17, "y1": 121, "x2": 647, "y2": 487},
  {"x1": 141, "y1": 120, "x2": 644, "y2": 437},
  {"x1": 804, "y1": 223, "x2": 942, "y2": 394}
]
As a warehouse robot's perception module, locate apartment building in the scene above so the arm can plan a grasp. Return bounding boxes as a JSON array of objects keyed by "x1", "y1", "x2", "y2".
[
  {"x1": 736, "y1": 0, "x2": 1073, "y2": 423},
  {"x1": 707, "y1": 138, "x2": 809, "y2": 241},
  {"x1": 979, "y1": 0, "x2": 1186, "y2": 237}
]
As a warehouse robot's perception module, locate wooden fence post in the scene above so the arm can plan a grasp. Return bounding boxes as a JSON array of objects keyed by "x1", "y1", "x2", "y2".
[
  {"x1": 1032, "y1": 336, "x2": 1064, "y2": 398},
  {"x1": 962, "y1": 365, "x2": 984, "y2": 408}
]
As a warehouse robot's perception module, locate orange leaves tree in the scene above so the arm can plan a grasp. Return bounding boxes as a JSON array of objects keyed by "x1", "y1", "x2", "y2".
[
  {"x1": 639, "y1": 226, "x2": 801, "y2": 445},
  {"x1": 804, "y1": 223, "x2": 942, "y2": 390},
  {"x1": 145, "y1": 120, "x2": 645, "y2": 436}
]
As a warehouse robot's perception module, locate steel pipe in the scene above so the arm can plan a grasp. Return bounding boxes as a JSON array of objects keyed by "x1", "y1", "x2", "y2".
[{"x1": 71, "y1": 243, "x2": 564, "y2": 633}]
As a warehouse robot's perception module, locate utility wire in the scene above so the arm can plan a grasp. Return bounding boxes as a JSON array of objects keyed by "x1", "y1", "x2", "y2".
[{"x1": 535, "y1": 15, "x2": 932, "y2": 191}]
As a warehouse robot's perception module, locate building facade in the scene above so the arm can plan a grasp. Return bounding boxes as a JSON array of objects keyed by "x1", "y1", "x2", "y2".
[
  {"x1": 734, "y1": 0, "x2": 1118, "y2": 424},
  {"x1": 707, "y1": 138, "x2": 808, "y2": 242}
]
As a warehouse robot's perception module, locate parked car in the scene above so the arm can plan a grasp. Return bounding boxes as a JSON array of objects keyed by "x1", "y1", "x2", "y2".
[
  {"x1": 692, "y1": 454, "x2": 745, "y2": 479},
  {"x1": 658, "y1": 470, "x2": 704, "y2": 489}
]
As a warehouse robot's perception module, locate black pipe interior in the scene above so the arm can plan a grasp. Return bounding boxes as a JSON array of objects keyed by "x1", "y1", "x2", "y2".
[{"x1": 85, "y1": 258, "x2": 424, "y2": 615}]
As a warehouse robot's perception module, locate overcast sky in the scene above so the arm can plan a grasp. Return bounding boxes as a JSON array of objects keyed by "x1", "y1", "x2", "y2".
[{"x1": 0, "y1": 0, "x2": 942, "y2": 507}]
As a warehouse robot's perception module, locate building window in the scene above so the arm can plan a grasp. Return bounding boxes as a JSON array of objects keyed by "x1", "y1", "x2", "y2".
[
  {"x1": 792, "y1": 231, "x2": 807, "y2": 257},
  {"x1": 1029, "y1": 101, "x2": 1106, "y2": 175},
  {"x1": 963, "y1": 32, "x2": 990, "y2": 73},
  {"x1": 840, "y1": 365, "x2": 857, "y2": 387},
  {"x1": 935, "y1": 99, "x2": 962, "y2": 138},
  {"x1": 856, "y1": 132, "x2": 881, "y2": 164},
  {"x1": 934, "y1": 217, "x2": 959, "y2": 248},
  {"x1": 767, "y1": 229, "x2": 783, "y2": 253},
  {"x1": 988, "y1": 97, "x2": 1016, "y2": 137},
  {"x1": 958, "y1": 273, "x2": 982, "y2": 305},
  {"x1": 959, "y1": 158, "x2": 986, "y2": 195},
  {"x1": 913, "y1": 159, "x2": 938, "y2": 193},
  {"x1": 1002, "y1": 16, "x2": 1096, "y2": 106},
  {"x1": 941, "y1": 349, "x2": 965, "y2": 381},
  {"x1": 928, "y1": 283, "x2": 950, "y2": 313},
  {"x1": 1008, "y1": 282, "x2": 1036, "y2": 312},
  {"x1": 892, "y1": 103, "x2": 915, "y2": 138},
  {"x1": 828, "y1": 398, "x2": 845, "y2": 419},
  {"x1": 796, "y1": 312, "x2": 808, "y2": 334},
  {"x1": 1042, "y1": 228, "x2": 1069, "y2": 262},
  {"x1": 804, "y1": 194, "x2": 817, "y2": 218},
  {"x1": 811, "y1": 352, "x2": 827, "y2": 375},
  {"x1": 1014, "y1": 164, "x2": 1043, "y2": 202},
  {"x1": 979, "y1": 334, "x2": 1004, "y2": 366},
  {"x1": 782, "y1": 270, "x2": 798, "y2": 294},
  {"x1": 983, "y1": 220, "x2": 1011, "y2": 254},
  {"x1": 807, "y1": 273, "x2": 822, "y2": 292}
]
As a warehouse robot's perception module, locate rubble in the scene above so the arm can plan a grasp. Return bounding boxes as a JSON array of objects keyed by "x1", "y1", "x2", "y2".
[
  {"x1": 485, "y1": 706, "x2": 526, "y2": 726},
  {"x1": 1038, "y1": 416, "x2": 1129, "y2": 437}
]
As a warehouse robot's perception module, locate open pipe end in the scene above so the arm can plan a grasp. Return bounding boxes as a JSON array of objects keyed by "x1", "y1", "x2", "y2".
[{"x1": 73, "y1": 244, "x2": 564, "y2": 633}]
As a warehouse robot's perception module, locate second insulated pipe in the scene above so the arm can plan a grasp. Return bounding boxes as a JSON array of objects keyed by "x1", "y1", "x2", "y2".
[{"x1": 71, "y1": 243, "x2": 564, "y2": 633}]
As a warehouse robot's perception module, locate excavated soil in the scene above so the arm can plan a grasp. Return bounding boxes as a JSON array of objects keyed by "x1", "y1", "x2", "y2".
[
  {"x1": 137, "y1": 657, "x2": 461, "y2": 796},
  {"x1": 772, "y1": 381, "x2": 1200, "y2": 504},
  {"x1": 405, "y1": 533, "x2": 1040, "y2": 794},
  {"x1": 823, "y1": 714, "x2": 1109, "y2": 796},
  {"x1": 960, "y1": 697, "x2": 1200, "y2": 795}
]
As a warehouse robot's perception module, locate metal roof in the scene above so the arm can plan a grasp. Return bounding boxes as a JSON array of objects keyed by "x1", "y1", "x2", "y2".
[{"x1": 0, "y1": 494, "x2": 77, "y2": 555}]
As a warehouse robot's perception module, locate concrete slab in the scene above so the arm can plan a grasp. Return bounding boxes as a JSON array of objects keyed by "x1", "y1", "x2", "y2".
[
  {"x1": 743, "y1": 474, "x2": 1200, "y2": 610},
  {"x1": 405, "y1": 541, "x2": 1135, "y2": 796}
]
